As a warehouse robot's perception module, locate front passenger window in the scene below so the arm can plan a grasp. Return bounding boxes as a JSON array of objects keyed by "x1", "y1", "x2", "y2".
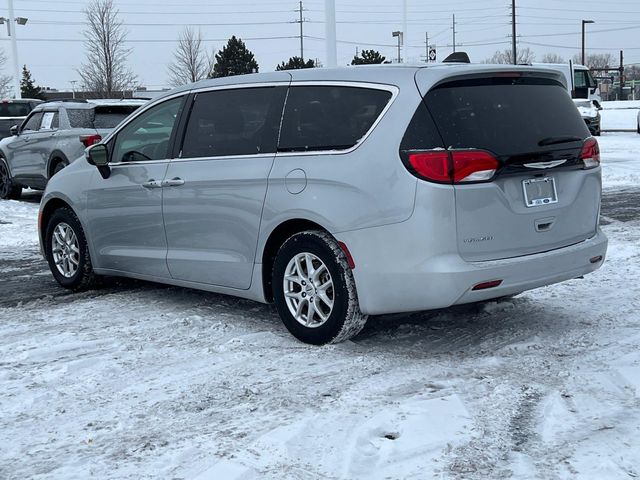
[
  {"x1": 112, "y1": 97, "x2": 183, "y2": 163},
  {"x1": 22, "y1": 112, "x2": 44, "y2": 132}
]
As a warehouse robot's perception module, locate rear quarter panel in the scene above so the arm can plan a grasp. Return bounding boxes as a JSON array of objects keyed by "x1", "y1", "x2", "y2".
[{"x1": 258, "y1": 78, "x2": 423, "y2": 254}]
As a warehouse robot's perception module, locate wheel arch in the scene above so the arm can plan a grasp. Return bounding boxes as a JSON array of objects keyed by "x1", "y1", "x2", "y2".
[
  {"x1": 261, "y1": 218, "x2": 331, "y2": 303},
  {"x1": 0, "y1": 149, "x2": 12, "y2": 175},
  {"x1": 47, "y1": 150, "x2": 70, "y2": 179},
  {"x1": 39, "y1": 197, "x2": 76, "y2": 253}
]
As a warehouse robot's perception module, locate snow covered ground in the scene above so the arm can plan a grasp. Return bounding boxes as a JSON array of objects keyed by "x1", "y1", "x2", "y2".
[
  {"x1": 600, "y1": 100, "x2": 640, "y2": 131},
  {"x1": 1, "y1": 135, "x2": 640, "y2": 479},
  {"x1": 598, "y1": 133, "x2": 640, "y2": 189}
]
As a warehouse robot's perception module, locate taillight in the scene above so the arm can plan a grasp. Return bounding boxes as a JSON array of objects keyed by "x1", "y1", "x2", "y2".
[
  {"x1": 581, "y1": 137, "x2": 600, "y2": 169},
  {"x1": 80, "y1": 134, "x2": 102, "y2": 147},
  {"x1": 406, "y1": 150, "x2": 499, "y2": 184}
]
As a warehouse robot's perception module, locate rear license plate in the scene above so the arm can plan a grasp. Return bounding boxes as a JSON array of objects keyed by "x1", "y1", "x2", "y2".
[{"x1": 522, "y1": 177, "x2": 558, "y2": 207}]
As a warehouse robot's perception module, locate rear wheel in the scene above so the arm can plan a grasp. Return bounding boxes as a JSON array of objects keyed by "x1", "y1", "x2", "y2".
[
  {"x1": 45, "y1": 207, "x2": 96, "y2": 290},
  {"x1": 52, "y1": 160, "x2": 68, "y2": 176},
  {"x1": 272, "y1": 230, "x2": 367, "y2": 345},
  {"x1": 0, "y1": 157, "x2": 22, "y2": 200}
]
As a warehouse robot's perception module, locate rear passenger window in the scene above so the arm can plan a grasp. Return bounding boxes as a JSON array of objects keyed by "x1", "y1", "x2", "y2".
[
  {"x1": 180, "y1": 86, "x2": 287, "y2": 158},
  {"x1": 41, "y1": 111, "x2": 59, "y2": 130},
  {"x1": 278, "y1": 86, "x2": 392, "y2": 152},
  {"x1": 67, "y1": 109, "x2": 93, "y2": 128}
]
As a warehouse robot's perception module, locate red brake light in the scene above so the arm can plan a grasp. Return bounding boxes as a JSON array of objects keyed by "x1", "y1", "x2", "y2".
[
  {"x1": 408, "y1": 151, "x2": 450, "y2": 183},
  {"x1": 80, "y1": 134, "x2": 102, "y2": 147},
  {"x1": 581, "y1": 137, "x2": 600, "y2": 169},
  {"x1": 407, "y1": 150, "x2": 499, "y2": 184},
  {"x1": 472, "y1": 279, "x2": 503, "y2": 291}
]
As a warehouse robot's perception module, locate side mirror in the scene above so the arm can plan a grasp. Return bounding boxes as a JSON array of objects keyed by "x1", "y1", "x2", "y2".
[
  {"x1": 86, "y1": 143, "x2": 111, "y2": 179},
  {"x1": 9, "y1": 125, "x2": 18, "y2": 136},
  {"x1": 86, "y1": 143, "x2": 109, "y2": 166}
]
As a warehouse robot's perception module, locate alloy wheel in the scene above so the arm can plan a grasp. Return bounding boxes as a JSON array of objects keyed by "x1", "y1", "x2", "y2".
[
  {"x1": 283, "y1": 252, "x2": 335, "y2": 328},
  {"x1": 51, "y1": 222, "x2": 81, "y2": 278}
]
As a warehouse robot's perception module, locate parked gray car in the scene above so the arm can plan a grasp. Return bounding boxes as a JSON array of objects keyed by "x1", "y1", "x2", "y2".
[
  {"x1": 0, "y1": 98, "x2": 43, "y2": 140},
  {"x1": 0, "y1": 99, "x2": 146, "y2": 199},
  {"x1": 37, "y1": 62, "x2": 608, "y2": 344}
]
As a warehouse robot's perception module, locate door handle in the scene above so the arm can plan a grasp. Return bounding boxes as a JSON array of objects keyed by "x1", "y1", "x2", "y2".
[
  {"x1": 162, "y1": 177, "x2": 185, "y2": 187},
  {"x1": 142, "y1": 179, "x2": 163, "y2": 189}
]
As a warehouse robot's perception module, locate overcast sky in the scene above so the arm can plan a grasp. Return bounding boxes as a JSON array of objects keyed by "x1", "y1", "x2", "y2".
[{"x1": 2, "y1": 0, "x2": 639, "y2": 92}]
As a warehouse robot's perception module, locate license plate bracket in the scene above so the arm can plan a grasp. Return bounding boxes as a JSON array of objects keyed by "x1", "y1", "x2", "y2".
[{"x1": 522, "y1": 177, "x2": 558, "y2": 207}]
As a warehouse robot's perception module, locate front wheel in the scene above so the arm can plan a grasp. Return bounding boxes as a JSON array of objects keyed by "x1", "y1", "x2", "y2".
[
  {"x1": 272, "y1": 230, "x2": 367, "y2": 345},
  {"x1": 0, "y1": 157, "x2": 22, "y2": 200},
  {"x1": 45, "y1": 207, "x2": 96, "y2": 290}
]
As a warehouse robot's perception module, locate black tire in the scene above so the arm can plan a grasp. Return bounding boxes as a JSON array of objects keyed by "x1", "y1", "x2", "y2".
[
  {"x1": 0, "y1": 157, "x2": 22, "y2": 200},
  {"x1": 637, "y1": 121, "x2": 640, "y2": 134},
  {"x1": 272, "y1": 230, "x2": 367, "y2": 345},
  {"x1": 45, "y1": 207, "x2": 96, "y2": 290},
  {"x1": 52, "y1": 160, "x2": 68, "y2": 176}
]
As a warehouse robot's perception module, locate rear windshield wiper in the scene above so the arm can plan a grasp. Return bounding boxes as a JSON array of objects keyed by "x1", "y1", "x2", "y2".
[{"x1": 537, "y1": 136, "x2": 582, "y2": 147}]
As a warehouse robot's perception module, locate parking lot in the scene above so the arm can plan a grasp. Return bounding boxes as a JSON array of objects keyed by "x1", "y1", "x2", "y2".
[{"x1": 1, "y1": 132, "x2": 640, "y2": 479}]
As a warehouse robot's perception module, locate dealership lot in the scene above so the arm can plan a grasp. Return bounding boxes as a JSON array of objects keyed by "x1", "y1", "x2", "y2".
[{"x1": 1, "y1": 132, "x2": 639, "y2": 479}]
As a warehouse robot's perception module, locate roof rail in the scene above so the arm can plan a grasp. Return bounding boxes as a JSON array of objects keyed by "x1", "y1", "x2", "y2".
[
  {"x1": 443, "y1": 52, "x2": 471, "y2": 64},
  {"x1": 41, "y1": 98, "x2": 88, "y2": 104}
]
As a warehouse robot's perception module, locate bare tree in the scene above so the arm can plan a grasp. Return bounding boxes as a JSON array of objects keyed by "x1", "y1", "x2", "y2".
[
  {"x1": 78, "y1": 0, "x2": 137, "y2": 97},
  {"x1": 540, "y1": 53, "x2": 565, "y2": 64},
  {"x1": 484, "y1": 47, "x2": 535, "y2": 65},
  {"x1": 0, "y1": 49, "x2": 12, "y2": 97},
  {"x1": 167, "y1": 27, "x2": 213, "y2": 86},
  {"x1": 573, "y1": 52, "x2": 614, "y2": 70}
]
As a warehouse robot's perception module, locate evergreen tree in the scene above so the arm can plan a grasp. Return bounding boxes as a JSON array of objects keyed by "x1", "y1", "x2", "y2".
[
  {"x1": 21, "y1": 65, "x2": 45, "y2": 100},
  {"x1": 276, "y1": 56, "x2": 315, "y2": 71},
  {"x1": 211, "y1": 36, "x2": 258, "y2": 78},
  {"x1": 351, "y1": 49, "x2": 386, "y2": 65}
]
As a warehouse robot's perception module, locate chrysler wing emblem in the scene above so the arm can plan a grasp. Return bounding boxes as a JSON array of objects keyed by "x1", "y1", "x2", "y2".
[{"x1": 523, "y1": 160, "x2": 567, "y2": 169}]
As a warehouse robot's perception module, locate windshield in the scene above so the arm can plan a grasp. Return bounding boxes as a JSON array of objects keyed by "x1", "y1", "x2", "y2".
[
  {"x1": 0, "y1": 103, "x2": 31, "y2": 117},
  {"x1": 574, "y1": 70, "x2": 597, "y2": 89},
  {"x1": 424, "y1": 76, "x2": 589, "y2": 156}
]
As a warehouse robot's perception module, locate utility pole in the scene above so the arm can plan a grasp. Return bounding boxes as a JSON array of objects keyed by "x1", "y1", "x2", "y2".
[
  {"x1": 8, "y1": 0, "x2": 20, "y2": 98},
  {"x1": 619, "y1": 50, "x2": 624, "y2": 100},
  {"x1": 402, "y1": 0, "x2": 407, "y2": 63},
  {"x1": 452, "y1": 14, "x2": 456, "y2": 53},
  {"x1": 325, "y1": 0, "x2": 337, "y2": 67},
  {"x1": 296, "y1": 1, "x2": 304, "y2": 61},
  {"x1": 511, "y1": 0, "x2": 517, "y2": 65},
  {"x1": 424, "y1": 32, "x2": 429, "y2": 63}
]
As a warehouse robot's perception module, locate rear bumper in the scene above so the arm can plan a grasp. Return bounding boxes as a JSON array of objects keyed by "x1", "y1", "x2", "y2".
[{"x1": 336, "y1": 209, "x2": 607, "y2": 315}]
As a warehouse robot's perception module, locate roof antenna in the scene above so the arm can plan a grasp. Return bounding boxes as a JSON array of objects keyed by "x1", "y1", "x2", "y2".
[{"x1": 443, "y1": 52, "x2": 470, "y2": 63}]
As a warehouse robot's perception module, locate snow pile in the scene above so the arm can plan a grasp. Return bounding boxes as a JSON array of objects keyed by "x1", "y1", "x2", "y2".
[
  {"x1": 598, "y1": 133, "x2": 640, "y2": 189},
  {"x1": 600, "y1": 100, "x2": 639, "y2": 131}
]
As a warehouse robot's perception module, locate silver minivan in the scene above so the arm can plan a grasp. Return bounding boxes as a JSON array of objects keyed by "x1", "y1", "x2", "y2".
[{"x1": 38, "y1": 63, "x2": 608, "y2": 344}]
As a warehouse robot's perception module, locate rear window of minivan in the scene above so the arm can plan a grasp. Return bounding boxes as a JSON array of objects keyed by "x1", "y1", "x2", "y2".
[
  {"x1": 278, "y1": 86, "x2": 392, "y2": 152},
  {"x1": 424, "y1": 76, "x2": 589, "y2": 156}
]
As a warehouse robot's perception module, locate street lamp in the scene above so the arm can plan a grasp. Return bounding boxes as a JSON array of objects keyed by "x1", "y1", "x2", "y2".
[
  {"x1": 0, "y1": 0, "x2": 28, "y2": 99},
  {"x1": 392, "y1": 31, "x2": 403, "y2": 64},
  {"x1": 581, "y1": 20, "x2": 595, "y2": 66}
]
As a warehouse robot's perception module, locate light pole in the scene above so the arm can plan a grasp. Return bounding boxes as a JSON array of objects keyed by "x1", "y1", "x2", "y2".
[
  {"x1": 324, "y1": 0, "x2": 337, "y2": 68},
  {"x1": 0, "y1": 0, "x2": 28, "y2": 99},
  {"x1": 581, "y1": 20, "x2": 594, "y2": 66},
  {"x1": 392, "y1": 31, "x2": 403, "y2": 63}
]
